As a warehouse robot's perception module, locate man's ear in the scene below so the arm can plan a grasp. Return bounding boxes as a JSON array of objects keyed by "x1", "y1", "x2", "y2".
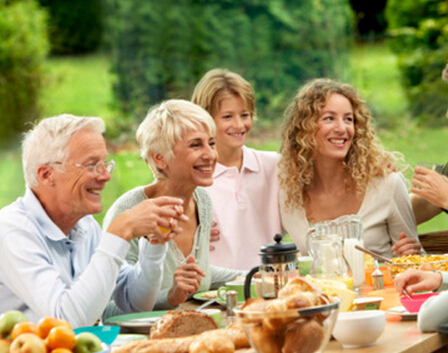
[
  {"x1": 36, "y1": 164, "x2": 56, "y2": 186},
  {"x1": 151, "y1": 153, "x2": 167, "y2": 170}
]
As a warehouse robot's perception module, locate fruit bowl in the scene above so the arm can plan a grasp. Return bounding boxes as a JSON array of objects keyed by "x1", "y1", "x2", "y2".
[
  {"x1": 73, "y1": 325, "x2": 120, "y2": 345},
  {"x1": 234, "y1": 298, "x2": 340, "y2": 353},
  {"x1": 400, "y1": 292, "x2": 440, "y2": 313},
  {"x1": 387, "y1": 254, "x2": 448, "y2": 279}
]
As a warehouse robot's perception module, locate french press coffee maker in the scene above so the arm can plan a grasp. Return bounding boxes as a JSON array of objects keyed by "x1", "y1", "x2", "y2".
[{"x1": 244, "y1": 234, "x2": 300, "y2": 300}]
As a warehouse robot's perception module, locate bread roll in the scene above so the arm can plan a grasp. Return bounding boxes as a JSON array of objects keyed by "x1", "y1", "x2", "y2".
[
  {"x1": 282, "y1": 319, "x2": 324, "y2": 353},
  {"x1": 188, "y1": 335, "x2": 234, "y2": 353},
  {"x1": 150, "y1": 310, "x2": 218, "y2": 339}
]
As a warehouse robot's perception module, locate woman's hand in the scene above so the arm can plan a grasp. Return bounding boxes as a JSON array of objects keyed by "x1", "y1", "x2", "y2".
[
  {"x1": 107, "y1": 196, "x2": 188, "y2": 243},
  {"x1": 394, "y1": 268, "x2": 442, "y2": 296},
  {"x1": 411, "y1": 166, "x2": 448, "y2": 210},
  {"x1": 167, "y1": 256, "x2": 206, "y2": 307},
  {"x1": 392, "y1": 232, "x2": 422, "y2": 256}
]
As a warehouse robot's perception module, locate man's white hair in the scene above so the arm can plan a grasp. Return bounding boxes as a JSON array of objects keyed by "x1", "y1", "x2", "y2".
[{"x1": 22, "y1": 114, "x2": 105, "y2": 188}]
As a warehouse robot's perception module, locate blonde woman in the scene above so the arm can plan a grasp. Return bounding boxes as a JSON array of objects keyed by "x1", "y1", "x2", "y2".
[
  {"x1": 103, "y1": 100, "x2": 244, "y2": 313},
  {"x1": 279, "y1": 78, "x2": 420, "y2": 258}
]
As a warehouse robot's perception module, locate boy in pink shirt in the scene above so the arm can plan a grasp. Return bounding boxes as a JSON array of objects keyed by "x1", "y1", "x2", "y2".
[{"x1": 192, "y1": 69, "x2": 284, "y2": 270}]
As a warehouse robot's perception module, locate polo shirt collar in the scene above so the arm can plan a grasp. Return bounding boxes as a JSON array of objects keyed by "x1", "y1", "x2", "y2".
[
  {"x1": 23, "y1": 187, "x2": 72, "y2": 242},
  {"x1": 213, "y1": 146, "x2": 260, "y2": 177}
]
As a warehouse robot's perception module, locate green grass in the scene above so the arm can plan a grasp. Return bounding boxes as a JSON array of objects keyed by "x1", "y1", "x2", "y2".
[
  {"x1": 41, "y1": 53, "x2": 117, "y2": 123},
  {"x1": 2, "y1": 43, "x2": 448, "y2": 235}
]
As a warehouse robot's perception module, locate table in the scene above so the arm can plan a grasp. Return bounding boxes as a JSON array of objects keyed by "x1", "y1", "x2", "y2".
[{"x1": 181, "y1": 297, "x2": 448, "y2": 353}]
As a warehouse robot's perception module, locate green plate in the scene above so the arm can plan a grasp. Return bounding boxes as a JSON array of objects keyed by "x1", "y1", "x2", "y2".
[
  {"x1": 193, "y1": 290, "x2": 218, "y2": 302},
  {"x1": 105, "y1": 311, "x2": 168, "y2": 334}
]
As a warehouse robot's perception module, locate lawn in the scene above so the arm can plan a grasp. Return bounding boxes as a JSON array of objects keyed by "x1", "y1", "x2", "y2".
[{"x1": 2, "y1": 43, "x2": 448, "y2": 235}]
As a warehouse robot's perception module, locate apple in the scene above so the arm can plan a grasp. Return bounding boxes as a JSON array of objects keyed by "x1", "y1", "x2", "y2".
[
  {"x1": 0, "y1": 339, "x2": 11, "y2": 353},
  {"x1": 0, "y1": 310, "x2": 27, "y2": 340},
  {"x1": 9, "y1": 333, "x2": 46, "y2": 353},
  {"x1": 73, "y1": 332, "x2": 104, "y2": 353}
]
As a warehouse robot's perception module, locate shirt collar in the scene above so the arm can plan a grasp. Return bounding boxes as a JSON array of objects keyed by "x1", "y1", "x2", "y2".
[
  {"x1": 213, "y1": 146, "x2": 260, "y2": 177},
  {"x1": 23, "y1": 187, "x2": 71, "y2": 242}
]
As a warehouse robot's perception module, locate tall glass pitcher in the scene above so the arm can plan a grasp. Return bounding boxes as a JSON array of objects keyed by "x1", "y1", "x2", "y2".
[
  {"x1": 309, "y1": 234, "x2": 353, "y2": 289},
  {"x1": 307, "y1": 215, "x2": 364, "y2": 290}
]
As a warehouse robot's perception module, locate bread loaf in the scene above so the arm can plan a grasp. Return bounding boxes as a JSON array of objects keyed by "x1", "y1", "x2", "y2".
[
  {"x1": 114, "y1": 324, "x2": 249, "y2": 353},
  {"x1": 150, "y1": 310, "x2": 218, "y2": 339}
]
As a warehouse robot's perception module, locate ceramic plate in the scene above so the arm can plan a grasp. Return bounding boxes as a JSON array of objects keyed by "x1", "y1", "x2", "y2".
[
  {"x1": 193, "y1": 290, "x2": 218, "y2": 302},
  {"x1": 104, "y1": 310, "x2": 168, "y2": 333},
  {"x1": 111, "y1": 334, "x2": 148, "y2": 347},
  {"x1": 386, "y1": 306, "x2": 417, "y2": 320}
]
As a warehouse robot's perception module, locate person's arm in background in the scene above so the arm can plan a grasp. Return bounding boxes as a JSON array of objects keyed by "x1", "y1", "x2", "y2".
[
  {"x1": 411, "y1": 166, "x2": 448, "y2": 218},
  {"x1": 410, "y1": 193, "x2": 442, "y2": 225}
]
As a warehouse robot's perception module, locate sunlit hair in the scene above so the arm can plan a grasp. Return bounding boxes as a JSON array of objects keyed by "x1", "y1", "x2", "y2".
[
  {"x1": 442, "y1": 62, "x2": 448, "y2": 83},
  {"x1": 191, "y1": 68, "x2": 256, "y2": 119},
  {"x1": 279, "y1": 78, "x2": 404, "y2": 210},
  {"x1": 22, "y1": 114, "x2": 105, "y2": 188},
  {"x1": 137, "y1": 99, "x2": 216, "y2": 180}
]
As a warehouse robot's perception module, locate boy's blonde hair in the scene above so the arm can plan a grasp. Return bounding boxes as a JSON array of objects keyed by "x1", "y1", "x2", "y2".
[{"x1": 191, "y1": 68, "x2": 256, "y2": 119}]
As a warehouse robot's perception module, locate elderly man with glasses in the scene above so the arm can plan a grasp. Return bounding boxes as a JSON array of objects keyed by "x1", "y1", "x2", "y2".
[{"x1": 0, "y1": 114, "x2": 187, "y2": 328}]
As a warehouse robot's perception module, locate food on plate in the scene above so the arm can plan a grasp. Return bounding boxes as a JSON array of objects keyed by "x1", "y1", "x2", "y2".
[
  {"x1": 305, "y1": 276, "x2": 356, "y2": 312},
  {"x1": 113, "y1": 323, "x2": 249, "y2": 353},
  {"x1": 150, "y1": 310, "x2": 218, "y2": 339},
  {"x1": 236, "y1": 277, "x2": 338, "y2": 353},
  {"x1": 188, "y1": 335, "x2": 234, "y2": 353},
  {"x1": 201, "y1": 291, "x2": 218, "y2": 300},
  {"x1": 388, "y1": 254, "x2": 448, "y2": 278}
]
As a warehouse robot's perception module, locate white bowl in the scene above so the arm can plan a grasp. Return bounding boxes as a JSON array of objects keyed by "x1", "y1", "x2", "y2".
[{"x1": 332, "y1": 310, "x2": 385, "y2": 348}]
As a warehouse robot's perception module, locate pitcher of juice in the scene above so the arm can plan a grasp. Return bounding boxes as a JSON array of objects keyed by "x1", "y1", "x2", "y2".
[
  {"x1": 307, "y1": 215, "x2": 364, "y2": 290},
  {"x1": 309, "y1": 234, "x2": 354, "y2": 290}
]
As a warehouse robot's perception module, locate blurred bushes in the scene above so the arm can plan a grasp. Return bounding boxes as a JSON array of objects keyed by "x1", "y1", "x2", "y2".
[
  {"x1": 37, "y1": 0, "x2": 103, "y2": 54},
  {"x1": 0, "y1": 0, "x2": 49, "y2": 144},
  {"x1": 104, "y1": 0, "x2": 353, "y2": 132},
  {"x1": 386, "y1": 0, "x2": 448, "y2": 126}
]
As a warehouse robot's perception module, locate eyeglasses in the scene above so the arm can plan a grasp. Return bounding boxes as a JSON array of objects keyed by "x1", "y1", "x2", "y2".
[{"x1": 52, "y1": 159, "x2": 116, "y2": 175}]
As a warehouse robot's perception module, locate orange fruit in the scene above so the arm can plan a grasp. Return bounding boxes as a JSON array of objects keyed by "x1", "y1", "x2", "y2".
[
  {"x1": 37, "y1": 317, "x2": 71, "y2": 339},
  {"x1": 45, "y1": 325, "x2": 76, "y2": 350},
  {"x1": 11, "y1": 322, "x2": 38, "y2": 340},
  {"x1": 51, "y1": 348, "x2": 73, "y2": 353}
]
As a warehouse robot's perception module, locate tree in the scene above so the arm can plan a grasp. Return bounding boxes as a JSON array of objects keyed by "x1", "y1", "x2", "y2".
[
  {"x1": 104, "y1": 0, "x2": 353, "y2": 131},
  {"x1": 0, "y1": 0, "x2": 49, "y2": 144},
  {"x1": 37, "y1": 0, "x2": 103, "y2": 54},
  {"x1": 386, "y1": 0, "x2": 448, "y2": 126},
  {"x1": 348, "y1": 0, "x2": 388, "y2": 36}
]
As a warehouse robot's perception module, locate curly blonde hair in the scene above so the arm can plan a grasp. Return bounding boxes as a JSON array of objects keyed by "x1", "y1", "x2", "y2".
[{"x1": 279, "y1": 78, "x2": 402, "y2": 211}]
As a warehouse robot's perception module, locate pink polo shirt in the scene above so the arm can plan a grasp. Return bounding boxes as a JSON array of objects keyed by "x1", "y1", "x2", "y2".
[{"x1": 205, "y1": 146, "x2": 284, "y2": 270}]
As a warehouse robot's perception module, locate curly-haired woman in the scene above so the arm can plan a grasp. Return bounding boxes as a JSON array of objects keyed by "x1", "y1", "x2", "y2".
[{"x1": 279, "y1": 78, "x2": 421, "y2": 258}]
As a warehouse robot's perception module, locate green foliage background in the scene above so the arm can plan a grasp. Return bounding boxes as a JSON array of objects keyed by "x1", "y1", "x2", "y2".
[
  {"x1": 386, "y1": 0, "x2": 448, "y2": 126},
  {"x1": 104, "y1": 0, "x2": 353, "y2": 138},
  {"x1": 0, "y1": 0, "x2": 49, "y2": 144}
]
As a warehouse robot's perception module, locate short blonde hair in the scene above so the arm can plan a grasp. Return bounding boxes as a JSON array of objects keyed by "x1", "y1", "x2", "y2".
[
  {"x1": 22, "y1": 114, "x2": 105, "y2": 188},
  {"x1": 279, "y1": 78, "x2": 401, "y2": 210},
  {"x1": 191, "y1": 68, "x2": 256, "y2": 119},
  {"x1": 136, "y1": 99, "x2": 216, "y2": 179}
]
